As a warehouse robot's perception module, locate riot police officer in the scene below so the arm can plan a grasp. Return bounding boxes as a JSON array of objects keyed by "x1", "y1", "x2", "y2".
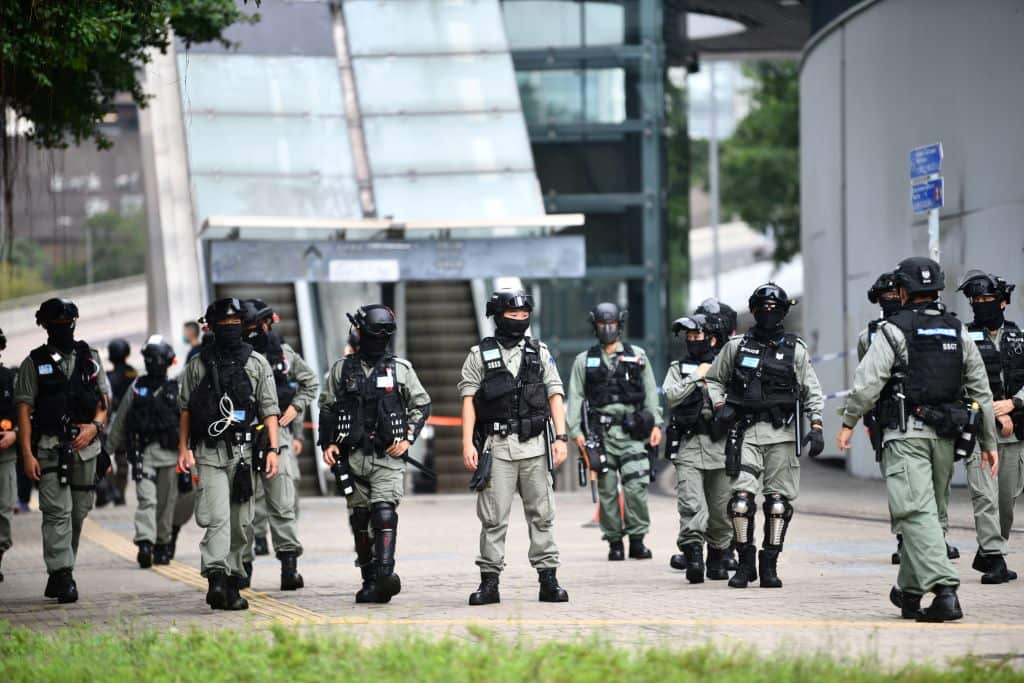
[
  {"x1": 96, "y1": 338, "x2": 137, "y2": 507},
  {"x1": 241, "y1": 299, "x2": 319, "y2": 590},
  {"x1": 705, "y1": 283, "x2": 825, "y2": 589},
  {"x1": 838, "y1": 257, "x2": 998, "y2": 622},
  {"x1": 319, "y1": 305, "x2": 431, "y2": 604},
  {"x1": 0, "y1": 327, "x2": 17, "y2": 582},
  {"x1": 567, "y1": 303, "x2": 662, "y2": 561},
  {"x1": 15, "y1": 298, "x2": 110, "y2": 603},
  {"x1": 460, "y1": 290, "x2": 569, "y2": 604},
  {"x1": 177, "y1": 298, "x2": 281, "y2": 611},
  {"x1": 108, "y1": 336, "x2": 180, "y2": 568},
  {"x1": 957, "y1": 270, "x2": 1022, "y2": 584},
  {"x1": 664, "y1": 312, "x2": 734, "y2": 583}
]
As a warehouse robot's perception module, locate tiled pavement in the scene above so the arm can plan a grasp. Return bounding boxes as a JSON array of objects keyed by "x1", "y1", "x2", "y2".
[{"x1": 2, "y1": 458, "x2": 1023, "y2": 667}]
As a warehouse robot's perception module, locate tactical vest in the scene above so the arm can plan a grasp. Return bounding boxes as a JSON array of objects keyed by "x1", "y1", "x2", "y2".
[
  {"x1": 29, "y1": 342, "x2": 104, "y2": 436},
  {"x1": 726, "y1": 333, "x2": 799, "y2": 415},
  {"x1": 968, "y1": 321, "x2": 1024, "y2": 401},
  {"x1": 332, "y1": 354, "x2": 407, "y2": 455},
  {"x1": 187, "y1": 345, "x2": 257, "y2": 446},
  {"x1": 127, "y1": 375, "x2": 180, "y2": 450},
  {"x1": 108, "y1": 363, "x2": 138, "y2": 409},
  {"x1": 886, "y1": 306, "x2": 963, "y2": 408},
  {"x1": 474, "y1": 337, "x2": 550, "y2": 439},
  {"x1": 668, "y1": 359, "x2": 709, "y2": 434},
  {"x1": 0, "y1": 365, "x2": 16, "y2": 431},
  {"x1": 264, "y1": 335, "x2": 297, "y2": 413},
  {"x1": 584, "y1": 343, "x2": 646, "y2": 407}
]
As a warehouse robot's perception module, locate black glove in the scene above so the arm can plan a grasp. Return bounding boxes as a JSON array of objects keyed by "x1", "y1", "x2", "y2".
[{"x1": 802, "y1": 428, "x2": 824, "y2": 458}]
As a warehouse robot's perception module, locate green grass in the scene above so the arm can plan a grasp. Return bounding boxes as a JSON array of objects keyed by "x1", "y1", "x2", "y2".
[{"x1": 0, "y1": 622, "x2": 1020, "y2": 682}]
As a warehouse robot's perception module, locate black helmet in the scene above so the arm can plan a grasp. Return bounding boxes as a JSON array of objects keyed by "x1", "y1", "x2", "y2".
[
  {"x1": 748, "y1": 283, "x2": 795, "y2": 311},
  {"x1": 893, "y1": 257, "x2": 944, "y2": 294},
  {"x1": 485, "y1": 289, "x2": 533, "y2": 318},
  {"x1": 957, "y1": 269, "x2": 1015, "y2": 303},
  {"x1": 672, "y1": 314, "x2": 708, "y2": 337},
  {"x1": 141, "y1": 335, "x2": 176, "y2": 366},
  {"x1": 107, "y1": 338, "x2": 130, "y2": 363},
  {"x1": 202, "y1": 298, "x2": 245, "y2": 325},
  {"x1": 35, "y1": 298, "x2": 79, "y2": 327},
  {"x1": 588, "y1": 302, "x2": 626, "y2": 325},
  {"x1": 867, "y1": 272, "x2": 898, "y2": 304},
  {"x1": 244, "y1": 298, "x2": 276, "y2": 327},
  {"x1": 695, "y1": 297, "x2": 737, "y2": 344},
  {"x1": 347, "y1": 304, "x2": 397, "y2": 338}
]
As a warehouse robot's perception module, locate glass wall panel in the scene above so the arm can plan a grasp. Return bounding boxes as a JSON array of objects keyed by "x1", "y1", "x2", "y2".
[
  {"x1": 345, "y1": 0, "x2": 507, "y2": 55},
  {"x1": 373, "y1": 172, "x2": 542, "y2": 220},
  {"x1": 518, "y1": 68, "x2": 626, "y2": 125}
]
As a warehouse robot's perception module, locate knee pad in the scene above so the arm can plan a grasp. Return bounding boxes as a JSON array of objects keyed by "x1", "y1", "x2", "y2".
[
  {"x1": 349, "y1": 506, "x2": 371, "y2": 534},
  {"x1": 728, "y1": 491, "x2": 756, "y2": 545},
  {"x1": 762, "y1": 494, "x2": 794, "y2": 549},
  {"x1": 371, "y1": 502, "x2": 397, "y2": 532}
]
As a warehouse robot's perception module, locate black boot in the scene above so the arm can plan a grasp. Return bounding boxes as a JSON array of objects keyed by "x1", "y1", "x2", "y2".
[
  {"x1": 236, "y1": 561, "x2": 252, "y2": 590},
  {"x1": 759, "y1": 548, "x2": 783, "y2": 588},
  {"x1": 608, "y1": 540, "x2": 625, "y2": 561},
  {"x1": 728, "y1": 545, "x2": 758, "y2": 588},
  {"x1": 0, "y1": 550, "x2": 4, "y2": 582},
  {"x1": 628, "y1": 535, "x2": 652, "y2": 560},
  {"x1": 136, "y1": 541, "x2": 154, "y2": 569},
  {"x1": 278, "y1": 552, "x2": 304, "y2": 591},
  {"x1": 206, "y1": 570, "x2": 229, "y2": 609},
  {"x1": 254, "y1": 535, "x2": 270, "y2": 556},
  {"x1": 153, "y1": 543, "x2": 171, "y2": 565},
  {"x1": 916, "y1": 585, "x2": 962, "y2": 623},
  {"x1": 371, "y1": 503, "x2": 401, "y2": 603},
  {"x1": 946, "y1": 542, "x2": 960, "y2": 560},
  {"x1": 468, "y1": 572, "x2": 500, "y2": 606},
  {"x1": 223, "y1": 575, "x2": 250, "y2": 611},
  {"x1": 724, "y1": 543, "x2": 739, "y2": 571},
  {"x1": 50, "y1": 568, "x2": 78, "y2": 604},
  {"x1": 891, "y1": 534, "x2": 903, "y2": 565},
  {"x1": 889, "y1": 585, "x2": 922, "y2": 619},
  {"x1": 679, "y1": 543, "x2": 705, "y2": 584},
  {"x1": 980, "y1": 554, "x2": 1015, "y2": 585},
  {"x1": 355, "y1": 564, "x2": 376, "y2": 604},
  {"x1": 706, "y1": 546, "x2": 730, "y2": 581},
  {"x1": 538, "y1": 568, "x2": 569, "y2": 602},
  {"x1": 169, "y1": 525, "x2": 180, "y2": 560},
  {"x1": 44, "y1": 571, "x2": 58, "y2": 598}
]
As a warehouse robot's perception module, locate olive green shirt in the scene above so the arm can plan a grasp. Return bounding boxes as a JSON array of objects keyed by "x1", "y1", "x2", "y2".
[
  {"x1": 841, "y1": 318, "x2": 998, "y2": 451},
  {"x1": 270, "y1": 342, "x2": 320, "y2": 443},
  {"x1": 458, "y1": 337, "x2": 564, "y2": 462},
  {"x1": 968, "y1": 325, "x2": 1024, "y2": 445},
  {"x1": 705, "y1": 334, "x2": 825, "y2": 446},
  {"x1": 662, "y1": 360, "x2": 724, "y2": 469},
  {"x1": 14, "y1": 344, "x2": 110, "y2": 460},
  {"x1": 565, "y1": 342, "x2": 663, "y2": 455},
  {"x1": 108, "y1": 376, "x2": 179, "y2": 469},
  {"x1": 319, "y1": 354, "x2": 431, "y2": 471},
  {"x1": 177, "y1": 351, "x2": 280, "y2": 467}
]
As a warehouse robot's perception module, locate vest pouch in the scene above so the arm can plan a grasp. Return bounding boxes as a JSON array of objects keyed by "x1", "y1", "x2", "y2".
[
  {"x1": 517, "y1": 415, "x2": 547, "y2": 440},
  {"x1": 521, "y1": 381, "x2": 548, "y2": 410},
  {"x1": 480, "y1": 371, "x2": 515, "y2": 401},
  {"x1": 335, "y1": 395, "x2": 365, "y2": 448},
  {"x1": 624, "y1": 410, "x2": 655, "y2": 441},
  {"x1": 230, "y1": 459, "x2": 254, "y2": 504},
  {"x1": 375, "y1": 390, "x2": 407, "y2": 450},
  {"x1": 914, "y1": 403, "x2": 965, "y2": 439}
]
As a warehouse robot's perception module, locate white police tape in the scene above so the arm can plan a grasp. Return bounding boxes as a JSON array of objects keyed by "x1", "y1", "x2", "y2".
[
  {"x1": 824, "y1": 389, "x2": 852, "y2": 401},
  {"x1": 810, "y1": 349, "x2": 856, "y2": 364}
]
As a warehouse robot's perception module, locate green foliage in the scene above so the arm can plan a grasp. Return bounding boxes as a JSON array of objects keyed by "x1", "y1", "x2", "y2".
[
  {"x1": 1, "y1": 0, "x2": 259, "y2": 150},
  {"x1": 665, "y1": 78, "x2": 691, "y2": 318},
  {"x1": 49, "y1": 211, "x2": 147, "y2": 288},
  {"x1": 719, "y1": 61, "x2": 800, "y2": 263},
  {"x1": 0, "y1": 623, "x2": 1021, "y2": 683},
  {"x1": 0, "y1": 263, "x2": 50, "y2": 301}
]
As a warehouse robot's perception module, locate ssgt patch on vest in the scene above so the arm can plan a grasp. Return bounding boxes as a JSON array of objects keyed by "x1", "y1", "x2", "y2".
[
  {"x1": 482, "y1": 347, "x2": 501, "y2": 362},
  {"x1": 917, "y1": 328, "x2": 957, "y2": 337},
  {"x1": 740, "y1": 356, "x2": 760, "y2": 369}
]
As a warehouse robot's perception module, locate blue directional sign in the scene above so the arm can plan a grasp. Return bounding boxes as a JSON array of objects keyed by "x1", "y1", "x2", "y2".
[
  {"x1": 910, "y1": 142, "x2": 943, "y2": 179},
  {"x1": 911, "y1": 177, "x2": 943, "y2": 213}
]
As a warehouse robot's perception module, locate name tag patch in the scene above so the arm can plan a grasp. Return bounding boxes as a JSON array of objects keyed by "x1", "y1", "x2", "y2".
[
  {"x1": 970, "y1": 331, "x2": 985, "y2": 341},
  {"x1": 917, "y1": 328, "x2": 957, "y2": 337},
  {"x1": 377, "y1": 374, "x2": 395, "y2": 389},
  {"x1": 586, "y1": 357, "x2": 601, "y2": 368},
  {"x1": 482, "y1": 348, "x2": 501, "y2": 362},
  {"x1": 38, "y1": 364, "x2": 54, "y2": 375},
  {"x1": 740, "y1": 356, "x2": 760, "y2": 369},
  {"x1": 681, "y1": 363, "x2": 698, "y2": 375},
  {"x1": 231, "y1": 409, "x2": 247, "y2": 422}
]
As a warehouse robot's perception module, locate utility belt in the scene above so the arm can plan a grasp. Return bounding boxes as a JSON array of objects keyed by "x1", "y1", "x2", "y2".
[
  {"x1": 737, "y1": 406, "x2": 795, "y2": 429},
  {"x1": 906, "y1": 400, "x2": 980, "y2": 460},
  {"x1": 588, "y1": 409, "x2": 655, "y2": 442},
  {"x1": 479, "y1": 415, "x2": 547, "y2": 440},
  {"x1": 665, "y1": 418, "x2": 710, "y2": 461},
  {"x1": 199, "y1": 427, "x2": 254, "y2": 450}
]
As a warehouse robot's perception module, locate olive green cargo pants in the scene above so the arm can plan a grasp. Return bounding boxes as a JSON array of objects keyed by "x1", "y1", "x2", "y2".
[
  {"x1": 245, "y1": 443, "x2": 302, "y2": 560},
  {"x1": 675, "y1": 461, "x2": 733, "y2": 550},
  {"x1": 37, "y1": 447, "x2": 97, "y2": 572},
  {"x1": 133, "y1": 464, "x2": 178, "y2": 545},
  {"x1": 195, "y1": 457, "x2": 254, "y2": 578}
]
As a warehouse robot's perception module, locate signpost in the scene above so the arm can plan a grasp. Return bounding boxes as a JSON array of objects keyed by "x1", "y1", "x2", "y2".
[{"x1": 910, "y1": 142, "x2": 943, "y2": 263}]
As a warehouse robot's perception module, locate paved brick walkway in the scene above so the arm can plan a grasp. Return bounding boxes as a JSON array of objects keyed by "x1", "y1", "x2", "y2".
[{"x1": 2, "y1": 459, "x2": 1023, "y2": 667}]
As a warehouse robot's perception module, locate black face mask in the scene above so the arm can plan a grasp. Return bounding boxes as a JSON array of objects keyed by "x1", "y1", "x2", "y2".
[
  {"x1": 495, "y1": 315, "x2": 530, "y2": 348},
  {"x1": 879, "y1": 298, "x2": 902, "y2": 318},
  {"x1": 145, "y1": 361, "x2": 168, "y2": 378},
  {"x1": 46, "y1": 324, "x2": 75, "y2": 353},
  {"x1": 358, "y1": 333, "x2": 390, "y2": 363},
  {"x1": 972, "y1": 300, "x2": 1005, "y2": 330},
  {"x1": 595, "y1": 323, "x2": 619, "y2": 346},
  {"x1": 213, "y1": 322, "x2": 243, "y2": 350},
  {"x1": 247, "y1": 328, "x2": 269, "y2": 353},
  {"x1": 753, "y1": 308, "x2": 786, "y2": 332},
  {"x1": 685, "y1": 339, "x2": 714, "y2": 362}
]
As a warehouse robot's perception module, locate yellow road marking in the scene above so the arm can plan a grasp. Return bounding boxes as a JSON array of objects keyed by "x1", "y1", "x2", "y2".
[{"x1": 81, "y1": 519, "x2": 327, "y2": 624}]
